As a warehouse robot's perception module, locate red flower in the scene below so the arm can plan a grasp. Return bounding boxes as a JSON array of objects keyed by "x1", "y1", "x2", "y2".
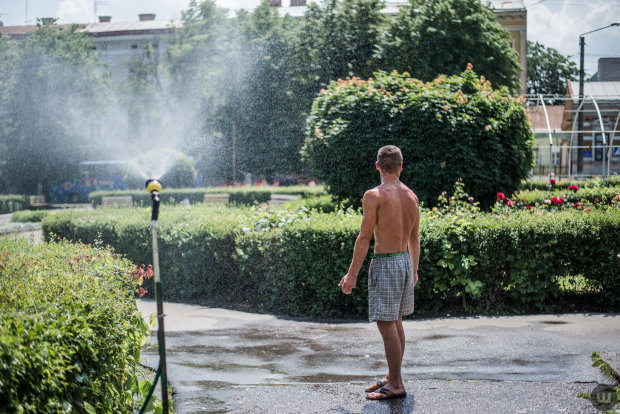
[
  {"x1": 568, "y1": 185, "x2": 579, "y2": 192},
  {"x1": 550, "y1": 178, "x2": 556, "y2": 186},
  {"x1": 496, "y1": 192, "x2": 506, "y2": 202},
  {"x1": 526, "y1": 205, "x2": 531, "y2": 210}
]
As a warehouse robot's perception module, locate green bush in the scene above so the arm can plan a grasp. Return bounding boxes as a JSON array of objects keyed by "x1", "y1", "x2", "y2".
[
  {"x1": 10, "y1": 209, "x2": 51, "y2": 222},
  {"x1": 0, "y1": 195, "x2": 28, "y2": 214},
  {"x1": 88, "y1": 185, "x2": 326, "y2": 207},
  {"x1": 301, "y1": 69, "x2": 534, "y2": 208},
  {"x1": 43, "y1": 204, "x2": 620, "y2": 317},
  {"x1": 161, "y1": 156, "x2": 197, "y2": 188},
  {"x1": 0, "y1": 236, "x2": 151, "y2": 412}
]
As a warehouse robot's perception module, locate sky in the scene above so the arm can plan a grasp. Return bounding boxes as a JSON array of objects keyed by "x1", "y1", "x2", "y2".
[{"x1": 1, "y1": 0, "x2": 619, "y2": 77}]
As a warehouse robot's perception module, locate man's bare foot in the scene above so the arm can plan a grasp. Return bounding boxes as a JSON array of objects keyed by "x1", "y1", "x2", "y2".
[{"x1": 365, "y1": 379, "x2": 388, "y2": 393}]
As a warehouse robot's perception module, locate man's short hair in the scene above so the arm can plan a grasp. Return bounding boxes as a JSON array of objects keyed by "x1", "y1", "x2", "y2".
[{"x1": 377, "y1": 145, "x2": 403, "y2": 174}]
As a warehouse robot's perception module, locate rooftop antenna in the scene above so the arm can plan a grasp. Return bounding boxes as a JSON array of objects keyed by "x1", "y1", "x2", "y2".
[{"x1": 24, "y1": 0, "x2": 29, "y2": 25}]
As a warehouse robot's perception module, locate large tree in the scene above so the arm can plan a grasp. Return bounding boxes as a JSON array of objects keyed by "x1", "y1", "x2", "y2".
[
  {"x1": 381, "y1": 0, "x2": 521, "y2": 92},
  {"x1": 0, "y1": 22, "x2": 109, "y2": 194},
  {"x1": 220, "y1": 3, "x2": 304, "y2": 181},
  {"x1": 294, "y1": 0, "x2": 386, "y2": 99},
  {"x1": 527, "y1": 40, "x2": 577, "y2": 102}
]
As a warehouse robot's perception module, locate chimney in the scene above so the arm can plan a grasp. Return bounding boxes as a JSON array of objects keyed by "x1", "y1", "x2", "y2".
[
  {"x1": 139, "y1": 13, "x2": 156, "y2": 21},
  {"x1": 98, "y1": 16, "x2": 112, "y2": 23},
  {"x1": 41, "y1": 17, "x2": 56, "y2": 25}
]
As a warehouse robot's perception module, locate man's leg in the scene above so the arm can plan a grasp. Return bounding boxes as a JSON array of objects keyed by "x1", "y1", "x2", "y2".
[
  {"x1": 375, "y1": 319, "x2": 406, "y2": 393},
  {"x1": 377, "y1": 316, "x2": 405, "y2": 385}
]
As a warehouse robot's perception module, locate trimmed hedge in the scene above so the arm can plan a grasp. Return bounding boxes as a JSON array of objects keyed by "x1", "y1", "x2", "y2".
[
  {"x1": 88, "y1": 185, "x2": 326, "y2": 207},
  {"x1": 0, "y1": 195, "x2": 28, "y2": 214},
  {"x1": 0, "y1": 236, "x2": 150, "y2": 412},
  {"x1": 10, "y1": 209, "x2": 52, "y2": 222},
  {"x1": 42, "y1": 204, "x2": 620, "y2": 317}
]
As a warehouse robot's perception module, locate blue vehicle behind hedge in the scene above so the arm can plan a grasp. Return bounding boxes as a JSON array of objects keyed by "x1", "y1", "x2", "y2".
[
  {"x1": 49, "y1": 176, "x2": 128, "y2": 204},
  {"x1": 48, "y1": 161, "x2": 129, "y2": 204}
]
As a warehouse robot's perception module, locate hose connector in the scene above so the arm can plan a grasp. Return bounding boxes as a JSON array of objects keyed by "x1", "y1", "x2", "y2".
[{"x1": 146, "y1": 179, "x2": 162, "y2": 221}]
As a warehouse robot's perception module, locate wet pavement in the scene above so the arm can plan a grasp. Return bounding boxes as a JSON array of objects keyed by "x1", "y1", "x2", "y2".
[{"x1": 137, "y1": 300, "x2": 620, "y2": 413}]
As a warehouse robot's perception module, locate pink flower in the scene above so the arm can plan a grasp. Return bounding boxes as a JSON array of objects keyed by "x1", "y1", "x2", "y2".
[
  {"x1": 544, "y1": 199, "x2": 551, "y2": 205},
  {"x1": 468, "y1": 197, "x2": 474, "y2": 201},
  {"x1": 535, "y1": 211, "x2": 542, "y2": 216},
  {"x1": 521, "y1": 198, "x2": 526, "y2": 202},
  {"x1": 496, "y1": 192, "x2": 506, "y2": 202},
  {"x1": 526, "y1": 205, "x2": 531, "y2": 210},
  {"x1": 568, "y1": 185, "x2": 579, "y2": 192},
  {"x1": 506, "y1": 200, "x2": 515, "y2": 207}
]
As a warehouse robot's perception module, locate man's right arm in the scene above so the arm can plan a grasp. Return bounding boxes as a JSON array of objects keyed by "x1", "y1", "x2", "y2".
[{"x1": 408, "y1": 195, "x2": 420, "y2": 286}]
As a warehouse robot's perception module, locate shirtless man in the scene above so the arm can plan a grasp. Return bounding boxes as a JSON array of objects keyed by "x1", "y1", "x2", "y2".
[{"x1": 338, "y1": 145, "x2": 420, "y2": 400}]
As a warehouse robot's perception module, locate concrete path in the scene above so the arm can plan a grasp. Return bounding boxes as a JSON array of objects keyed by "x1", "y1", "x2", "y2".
[{"x1": 137, "y1": 300, "x2": 620, "y2": 414}]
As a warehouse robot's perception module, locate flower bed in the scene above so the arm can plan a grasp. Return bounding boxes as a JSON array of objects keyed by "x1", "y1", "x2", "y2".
[{"x1": 0, "y1": 236, "x2": 151, "y2": 412}]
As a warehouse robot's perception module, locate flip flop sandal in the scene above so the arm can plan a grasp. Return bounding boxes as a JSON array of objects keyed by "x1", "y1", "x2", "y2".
[
  {"x1": 365, "y1": 380, "x2": 387, "y2": 393},
  {"x1": 366, "y1": 387, "x2": 407, "y2": 400}
]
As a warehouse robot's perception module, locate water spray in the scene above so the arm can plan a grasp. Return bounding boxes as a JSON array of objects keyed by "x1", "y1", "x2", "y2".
[{"x1": 140, "y1": 179, "x2": 170, "y2": 414}]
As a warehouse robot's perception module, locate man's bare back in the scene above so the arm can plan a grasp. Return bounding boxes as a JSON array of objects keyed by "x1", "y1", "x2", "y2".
[{"x1": 369, "y1": 180, "x2": 418, "y2": 256}]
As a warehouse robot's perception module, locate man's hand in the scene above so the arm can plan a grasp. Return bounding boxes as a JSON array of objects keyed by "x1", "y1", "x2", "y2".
[
  {"x1": 338, "y1": 273, "x2": 357, "y2": 294},
  {"x1": 413, "y1": 270, "x2": 418, "y2": 287}
]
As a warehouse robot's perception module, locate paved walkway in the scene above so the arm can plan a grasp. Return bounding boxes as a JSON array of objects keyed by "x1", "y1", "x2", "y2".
[{"x1": 137, "y1": 300, "x2": 620, "y2": 414}]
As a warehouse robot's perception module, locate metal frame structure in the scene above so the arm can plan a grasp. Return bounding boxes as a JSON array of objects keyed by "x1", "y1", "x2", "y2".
[{"x1": 526, "y1": 94, "x2": 618, "y2": 183}]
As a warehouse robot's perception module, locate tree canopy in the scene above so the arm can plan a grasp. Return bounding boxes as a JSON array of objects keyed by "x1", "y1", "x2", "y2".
[
  {"x1": 382, "y1": 0, "x2": 521, "y2": 92},
  {"x1": 0, "y1": 0, "x2": 525, "y2": 194},
  {"x1": 0, "y1": 23, "x2": 109, "y2": 194},
  {"x1": 527, "y1": 40, "x2": 577, "y2": 102}
]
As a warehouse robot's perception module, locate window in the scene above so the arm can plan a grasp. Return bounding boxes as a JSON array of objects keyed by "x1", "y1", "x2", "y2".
[{"x1": 594, "y1": 134, "x2": 605, "y2": 161}]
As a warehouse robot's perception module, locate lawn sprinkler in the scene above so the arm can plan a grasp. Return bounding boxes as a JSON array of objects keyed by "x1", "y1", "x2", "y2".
[{"x1": 140, "y1": 179, "x2": 170, "y2": 414}]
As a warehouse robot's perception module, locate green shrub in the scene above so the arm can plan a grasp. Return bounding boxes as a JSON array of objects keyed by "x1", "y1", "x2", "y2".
[
  {"x1": 161, "y1": 156, "x2": 197, "y2": 188},
  {"x1": 10, "y1": 209, "x2": 51, "y2": 222},
  {"x1": 0, "y1": 195, "x2": 28, "y2": 214},
  {"x1": 301, "y1": 69, "x2": 534, "y2": 208},
  {"x1": 43, "y1": 204, "x2": 620, "y2": 317},
  {"x1": 0, "y1": 236, "x2": 150, "y2": 412}
]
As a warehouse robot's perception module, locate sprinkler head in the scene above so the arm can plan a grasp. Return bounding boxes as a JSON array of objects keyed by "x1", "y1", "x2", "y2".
[{"x1": 146, "y1": 179, "x2": 162, "y2": 194}]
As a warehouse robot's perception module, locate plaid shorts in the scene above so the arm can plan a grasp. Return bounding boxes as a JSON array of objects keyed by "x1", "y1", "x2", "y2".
[{"x1": 368, "y1": 254, "x2": 415, "y2": 322}]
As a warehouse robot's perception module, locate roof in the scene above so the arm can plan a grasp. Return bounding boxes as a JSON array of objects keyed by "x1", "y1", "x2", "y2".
[
  {"x1": 0, "y1": 20, "x2": 180, "y2": 39},
  {"x1": 80, "y1": 20, "x2": 180, "y2": 36},
  {"x1": 568, "y1": 81, "x2": 620, "y2": 103},
  {"x1": 525, "y1": 105, "x2": 565, "y2": 132},
  {"x1": 0, "y1": 24, "x2": 80, "y2": 37}
]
